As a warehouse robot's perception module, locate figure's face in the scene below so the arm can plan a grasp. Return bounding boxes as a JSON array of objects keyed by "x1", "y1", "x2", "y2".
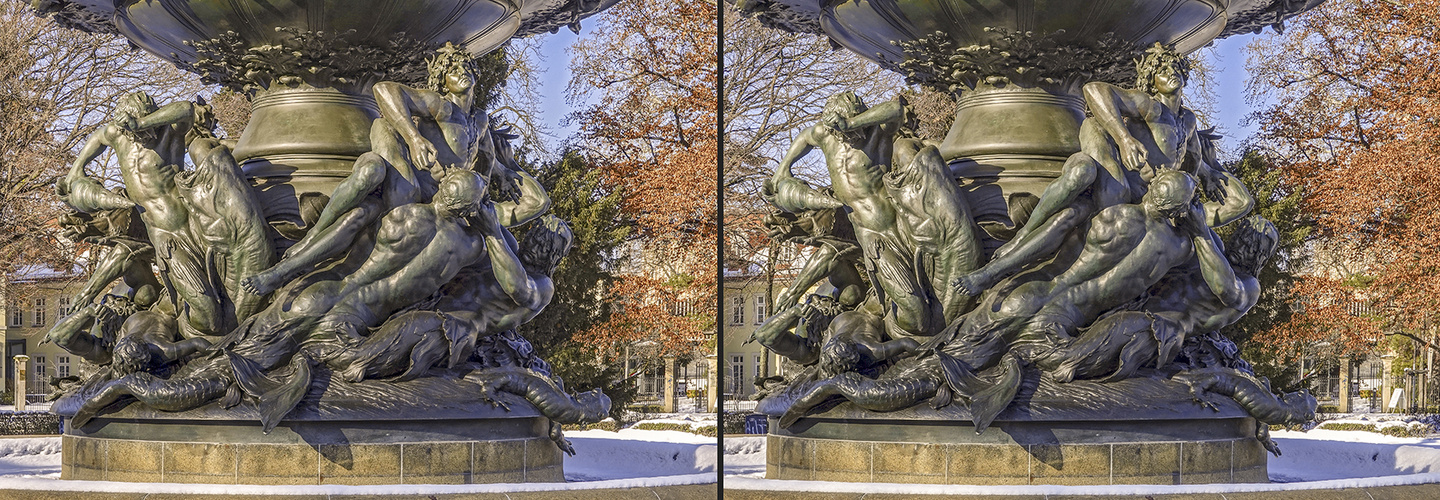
[
  {"x1": 445, "y1": 68, "x2": 474, "y2": 95},
  {"x1": 1151, "y1": 64, "x2": 1185, "y2": 95}
]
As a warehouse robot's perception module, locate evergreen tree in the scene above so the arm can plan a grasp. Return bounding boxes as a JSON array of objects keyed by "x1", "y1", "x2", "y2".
[
  {"x1": 514, "y1": 151, "x2": 636, "y2": 420},
  {"x1": 1216, "y1": 150, "x2": 1315, "y2": 390}
]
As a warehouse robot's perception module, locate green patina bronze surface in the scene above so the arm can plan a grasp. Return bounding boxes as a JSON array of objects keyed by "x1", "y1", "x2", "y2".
[
  {"x1": 736, "y1": 0, "x2": 1328, "y2": 485},
  {"x1": 32, "y1": 0, "x2": 620, "y2": 485}
]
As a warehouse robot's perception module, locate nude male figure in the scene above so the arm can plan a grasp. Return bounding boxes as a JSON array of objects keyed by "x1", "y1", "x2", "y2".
[
  {"x1": 766, "y1": 93, "x2": 948, "y2": 338},
  {"x1": 71, "y1": 170, "x2": 500, "y2": 430},
  {"x1": 935, "y1": 170, "x2": 1209, "y2": 365},
  {"x1": 66, "y1": 93, "x2": 268, "y2": 337},
  {"x1": 954, "y1": 43, "x2": 1221, "y2": 297},
  {"x1": 335, "y1": 215, "x2": 573, "y2": 382},
  {"x1": 285, "y1": 42, "x2": 498, "y2": 260},
  {"x1": 778, "y1": 171, "x2": 1213, "y2": 428},
  {"x1": 1036, "y1": 215, "x2": 1277, "y2": 383}
]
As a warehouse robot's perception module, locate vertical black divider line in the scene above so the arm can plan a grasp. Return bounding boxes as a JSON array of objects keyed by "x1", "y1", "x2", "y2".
[{"x1": 714, "y1": 0, "x2": 726, "y2": 497}]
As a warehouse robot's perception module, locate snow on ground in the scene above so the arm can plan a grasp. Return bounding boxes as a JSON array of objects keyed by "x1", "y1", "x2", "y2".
[
  {"x1": 722, "y1": 436, "x2": 765, "y2": 477},
  {"x1": 622, "y1": 411, "x2": 716, "y2": 430},
  {"x1": 565, "y1": 428, "x2": 717, "y2": 481},
  {"x1": 1269, "y1": 428, "x2": 1440, "y2": 482},
  {"x1": 722, "y1": 428, "x2": 1440, "y2": 494},
  {"x1": 0, "y1": 425, "x2": 718, "y2": 493}
]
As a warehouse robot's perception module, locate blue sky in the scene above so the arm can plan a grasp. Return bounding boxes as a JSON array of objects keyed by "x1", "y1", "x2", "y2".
[
  {"x1": 532, "y1": 30, "x2": 582, "y2": 150},
  {"x1": 528, "y1": 27, "x2": 1269, "y2": 159},
  {"x1": 1206, "y1": 34, "x2": 1265, "y2": 159}
]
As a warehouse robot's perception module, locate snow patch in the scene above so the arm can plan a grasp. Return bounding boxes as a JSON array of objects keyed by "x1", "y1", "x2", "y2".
[{"x1": 0, "y1": 430, "x2": 718, "y2": 493}]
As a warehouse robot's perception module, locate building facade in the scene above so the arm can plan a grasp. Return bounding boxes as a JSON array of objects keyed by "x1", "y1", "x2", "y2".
[
  {"x1": 0, "y1": 268, "x2": 90, "y2": 400},
  {"x1": 722, "y1": 271, "x2": 793, "y2": 405}
]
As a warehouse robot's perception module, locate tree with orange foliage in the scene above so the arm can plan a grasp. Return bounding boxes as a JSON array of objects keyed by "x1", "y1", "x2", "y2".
[
  {"x1": 566, "y1": 0, "x2": 718, "y2": 362},
  {"x1": 1244, "y1": 0, "x2": 1440, "y2": 374}
]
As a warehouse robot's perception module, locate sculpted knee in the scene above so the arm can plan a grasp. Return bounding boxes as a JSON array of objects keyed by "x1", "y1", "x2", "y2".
[{"x1": 354, "y1": 153, "x2": 387, "y2": 187}]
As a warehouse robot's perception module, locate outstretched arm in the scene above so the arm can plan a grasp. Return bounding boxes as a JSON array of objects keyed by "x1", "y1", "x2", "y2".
[
  {"x1": 1083, "y1": 82, "x2": 1162, "y2": 170},
  {"x1": 67, "y1": 127, "x2": 113, "y2": 186},
  {"x1": 495, "y1": 170, "x2": 551, "y2": 227},
  {"x1": 829, "y1": 99, "x2": 906, "y2": 132},
  {"x1": 774, "y1": 127, "x2": 817, "y2": 179},
  {"x1": 750, "y1": 304, "x2": 820, "y2": 365},
  {"x1": 480, "y1": 204, "x2": 546, "y2": 310},
  {"x1": 133, "y1": 101, "x2": 196, "y2": 131},
  {"x1": 1204, "y1": 169, "x2": 1255, "y2": 227}
]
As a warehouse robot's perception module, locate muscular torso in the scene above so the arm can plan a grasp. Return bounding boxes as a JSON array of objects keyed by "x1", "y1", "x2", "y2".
[
  {"x1": 419, "y1": 99, "x2": 488, "y2": 177},
  {"x1": 997, "y1": 204, "x2": 1193, "y2": 330},
  {"x1": 111, "y1": 126, "x2": 188, "y2": 234},
  {"x1": 1127, "y1": 103, "x2": 1193, "y2": 173},
  {"x1": 297, "y1": 205, "x2": 483, "y2": 327},
  {"x1": 439, "y1": 268, "x2": 552, "y2": 334}
]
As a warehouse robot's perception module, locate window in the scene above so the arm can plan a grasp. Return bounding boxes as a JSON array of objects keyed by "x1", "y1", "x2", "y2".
[
  {"x1": 8, "y1": 304, "x2": 20, "y2": 327},
  {"x1": 32, "y1": 297, "x2": 45, "y2": 327},
  {"x1": 33, "y1": 355, "x2": 45, "y2": 379},
  {"x1": 57, "y1": 297, "x2": 71, "y2": 317},
  {"x1": 754, "y1": 295, "x2": 768, "y2": 324},
  {"x1": 730, "y1": 296, "x2": 744, "y2": 325},
  {"x1": 57, "y1": 356, "x2": 70, "y2": 378},
  {"x1": 754, "y1": 354, "x2": 762, "y2": 382},
  {"x1": 729, "y1": 354, "x2": 744, "y2": 395}
]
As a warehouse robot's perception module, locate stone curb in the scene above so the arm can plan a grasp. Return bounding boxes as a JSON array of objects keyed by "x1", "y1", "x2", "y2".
[
  {"x1": 720, "y1": 483, "x2": 1440, "y2": 499},
  {"x1": 0, "y1": 483, "x2": 716, "y2": 500}
]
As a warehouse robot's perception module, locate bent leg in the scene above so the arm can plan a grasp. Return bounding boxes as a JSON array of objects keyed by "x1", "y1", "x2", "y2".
[
  {"x1": 954, "y1": 204, "x2": 1088, "y2": 296},
  {"x1": 295, "y1": 153, "x2": 388, "y2": 253},
  {"x1": 1003, "y1": 153, "x2": 1099, "y2": 253},
  {"x1": 243, "y1": 198, "x2": 381, "y2": 296}
]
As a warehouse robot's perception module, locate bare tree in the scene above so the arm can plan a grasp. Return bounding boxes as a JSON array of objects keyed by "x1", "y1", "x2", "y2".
[
  {"x1": 0, "y1": 3, "x2": 204, "y2": 280},
  {"x1": 723, "y1": 7, "x2": 907, "y2": 277}
]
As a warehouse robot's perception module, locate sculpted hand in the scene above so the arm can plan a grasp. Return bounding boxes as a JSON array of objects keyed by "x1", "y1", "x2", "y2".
[
  {"x1": 496, "y1": 167, "x2": 522, "y2": 203},
  {"x1": 1119, "y1": 136, "x2": 1148, "y2": 171},
  {"x1": 823, "y1": 114, "x2": 849, "y2": 131},
  {"x1": 473, "y1": 199, "x2": 500, "y2": 235},
  {"x1": 1182, "y1": 198, "x2": 1209, "y2": 233},
  {"x1": 409, "y1": 139, "x2": 438, "y2": 170}
]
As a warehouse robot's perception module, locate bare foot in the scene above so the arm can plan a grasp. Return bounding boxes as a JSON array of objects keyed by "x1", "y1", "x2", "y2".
[
  {"x1": 240, "y1": 270, "x2": 287, "y2": 296},
  {"x1": 951, "y1": 272, "x2": 988, "y2": 297}
]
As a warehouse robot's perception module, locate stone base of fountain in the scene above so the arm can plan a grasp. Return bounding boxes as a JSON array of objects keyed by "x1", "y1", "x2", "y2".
[
  {"x1": 54, "y1": 373, "x2": 565, "y2": 485},
  {"x1": 759, "y1": 374, "x2": 1271, "y2": 485},
  {"x1": 766, "y1": 416, "x2": 1265, "y2": 485}
]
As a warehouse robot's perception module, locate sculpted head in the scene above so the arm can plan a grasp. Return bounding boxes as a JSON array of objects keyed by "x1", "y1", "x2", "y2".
[
  {"x1": 818, "y1": 339, "x2": 862, "y2": 378},
  {"x1": 520, "y1": 215, "x2": 574, "y2": 276},
  {"x1": 1224, "y1": 215, "x2": 1280, "y2": 276},
  {"x1": 114, "y1": 91, "x2": 160, "y2": 144},
  {"x1": 1143, "y1": 170, "x2": 1196, "y2": 219},
  {"x1": 1135, "y1": 42, "x2": 1190, "y2": 96},
  {"x1": 435, "y1": 169, "x2": 487, "y2": 218},
  {"x1": 822, "y1": 91, "x2": 866, "y2": 123},
  {"x1": 427, "y1": 42, "x2": 477, "y2": 96}
]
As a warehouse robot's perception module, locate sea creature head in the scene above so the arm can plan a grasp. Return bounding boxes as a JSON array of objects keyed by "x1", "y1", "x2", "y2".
[
  {"x1": 520, "y1": 215, "x2": 574, "y2": 276},
  {"x1": 1225, "y1": 215, "x2": 1280, "y2": 276}
]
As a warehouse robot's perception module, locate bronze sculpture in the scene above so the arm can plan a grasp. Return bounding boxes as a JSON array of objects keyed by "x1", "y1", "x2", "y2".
[
  {"x1": 746, "y1": 39, "x2": 1318, "y2": 481},
  {"x1": 45, "y1": 42, "x2": 611, "y2": 474}
]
